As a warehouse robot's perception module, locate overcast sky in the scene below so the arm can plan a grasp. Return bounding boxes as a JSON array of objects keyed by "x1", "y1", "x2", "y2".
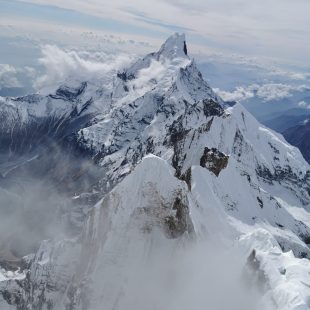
[
  {"x1": 0, "y1": 0, "x2": 309, "y2": 113},
  {"x1": 1, "y1": 0, "x2": 310, "y2": 65}
]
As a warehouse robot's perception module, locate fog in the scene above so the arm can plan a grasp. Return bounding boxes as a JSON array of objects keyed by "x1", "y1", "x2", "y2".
[
  {"x1": 0, "y1": 178, "x2": 70, "y2": 258},
  {"x1": 0, "y1": 150, "x2": 277, "y2": 310},
  {"x1": 86, "y1": 237, "x2": 276, "y2": 310},
  {"x1": 0, "y1": 115, "x2": 276, "y2": 309},
  {"x1": 0, "y1": 138, "x2": 104, "y2": 269}
]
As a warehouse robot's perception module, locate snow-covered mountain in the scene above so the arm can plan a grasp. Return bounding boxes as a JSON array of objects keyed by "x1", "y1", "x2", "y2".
[
  {"x1": 262, "y1": 108, "x2": 310, "y2": 133},
  {"x1": 0, "y1": 33, "x2": 309, "y2": 310}
]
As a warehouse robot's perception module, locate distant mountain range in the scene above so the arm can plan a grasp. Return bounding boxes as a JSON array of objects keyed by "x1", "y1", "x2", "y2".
[
  {"x1": 283, "y1": 119, "x2": 310, "y2": 163},
  {"x1": 256, "y1": 108, "x2": 310, "y2": 164},
  {"x1": 0, "y1": 34, "x2": 309, "y2": 310},
  {"x1": 262, "y1": 108, "x2": 310, "y2": 132}
]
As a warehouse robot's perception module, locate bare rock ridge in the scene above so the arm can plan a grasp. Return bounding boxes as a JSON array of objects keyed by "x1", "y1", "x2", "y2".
[
  {"x1": 200, "y1": 147, "x2": 229, "y2": 176},
  {"x1": 0, "y1": 33, "x2": 309, "y2": 310}
]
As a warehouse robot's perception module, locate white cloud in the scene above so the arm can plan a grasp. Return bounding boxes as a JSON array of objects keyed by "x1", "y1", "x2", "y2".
[
  {"x1": 213, "y1": 86, "x2": 254, "y2": 102},
  {"x1": 18, "y1": 0, "x2": 310, "y2": 64},
  {"x1": 24, "y1": 66, "x2": 36, "y2": 78},
  {"x1": 298, "y1": 101, "x2": 310, "y2": 109},
  {"x1": 215, "y1": 83, "x2": 307, "y2": 103},
  {"x1": 268, "y1": 68, "x2": 308, "y2": 81},
  {"x1": 130, "y1": 59, "x2": 168, "y2": 90},
  {"x1": 0, "y1": 64, "x2": 21, "y2": 89},
  {"x1": 254, "y1": 84, "x2": 294, "y2": 101},
  {"x1": 34, "y1": 45, "x2": 134, "y2": 93},
  {"x1": 0, "y1": 64, "x2": 36, "y2": 91}
]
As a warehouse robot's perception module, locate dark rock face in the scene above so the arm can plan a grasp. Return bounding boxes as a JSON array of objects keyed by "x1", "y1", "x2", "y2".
[
  {"x1": 133, "y1": 192, "x2": 194, "y2": 240},
  {"x1": 179, "y1": 168, "x2": 192, "y2": 191},
  {"x1": 1, "y1": 33, "x2": 309, "y2": 310},
  {"x1": 117, "y1": 72, "x2": 136, "y2": 82},
  {"x1": 232, "y1": 129, "x2": 251, "y2": 161},
  {"x1": 256, "y1": 164, "x2": 310, "y2": 204},
  {"x1": 200, "y1": 147, "x2": 229, "y2": 176},
  {"x1": 257, "y1": 197, "x2": 264, "y2": 208},
  {"x1": 202, "y1": 99, "x2": 224, "y2": 118},
  {"x1": 183, "y1": 41, "x2": 188, "y2": 56},
  {"x1": 50, "y1": 82, "x2": 87, "y2": 101},
  {"x1": 169, "y1": 120, "x2": 191, "y2": 177},
  {"x1": 164, "y1": 196, "x2": 193, "y2": 239},
  {"x1": 168, "y1": 99, "x2": 224, "y2": 178}
]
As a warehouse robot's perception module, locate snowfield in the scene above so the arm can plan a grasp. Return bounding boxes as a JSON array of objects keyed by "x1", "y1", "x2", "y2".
[{"x1": 0, "y1": 33, "x2": 309, "y2": 310}]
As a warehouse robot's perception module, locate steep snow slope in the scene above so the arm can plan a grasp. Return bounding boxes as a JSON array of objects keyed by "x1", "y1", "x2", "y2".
[
  {"x1": 55, "y1": 156, "x2": 277, "y2": 310},
  {"x1": 0, "y1": 33, "x2": 309, "y2": 310}
]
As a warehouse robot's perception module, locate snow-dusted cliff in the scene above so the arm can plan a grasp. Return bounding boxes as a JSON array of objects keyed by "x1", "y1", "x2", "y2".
[{"x1": 0, "y1": 33, "x2": 309, "y2": 310}]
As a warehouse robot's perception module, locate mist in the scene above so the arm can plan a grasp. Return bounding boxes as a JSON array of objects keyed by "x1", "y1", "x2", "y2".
[
  {"x1": 0, "y1": 137, "x2": 277, "y2": 310},
  {"x1": 0, "y1": 128, "x2": 104, "y2": 271},
  {"x1": 85, "y1": 236, "x2": 276, "y2": 310}
]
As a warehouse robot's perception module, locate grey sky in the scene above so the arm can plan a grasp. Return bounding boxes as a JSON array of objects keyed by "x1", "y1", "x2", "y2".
[
  {"x1": 0, "y1": 0, "x2": 309, "y2": 113},
  {"x1": 1, "y1": 0, "x2": 310, "y2": 64}
]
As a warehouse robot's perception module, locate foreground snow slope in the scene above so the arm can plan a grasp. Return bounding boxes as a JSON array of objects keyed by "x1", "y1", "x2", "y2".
[{"x1": 0, "y1": 33, "x2": 309, "y2": 310}]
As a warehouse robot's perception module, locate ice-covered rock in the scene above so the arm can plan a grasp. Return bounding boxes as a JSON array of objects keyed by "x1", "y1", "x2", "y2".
[{"x1": 0, "y1": 33, "x2": 309, "y2": 310}]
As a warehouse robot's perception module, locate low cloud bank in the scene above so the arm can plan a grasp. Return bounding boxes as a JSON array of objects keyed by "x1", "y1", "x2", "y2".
[
  {"x1": 215, "y1": 83, "x2": 308, "y2": 103},
  {"x1": 34, "y1": 45, "x2": 134, "y2": 93}
]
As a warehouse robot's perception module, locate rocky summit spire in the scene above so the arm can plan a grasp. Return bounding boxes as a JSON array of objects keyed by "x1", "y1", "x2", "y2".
[
  {"x1": 1, "y1": 32, "x2": 310, "y2": 310},
  {"x1": 157, "y1": 33, "x2": 189, "y2": 59}
]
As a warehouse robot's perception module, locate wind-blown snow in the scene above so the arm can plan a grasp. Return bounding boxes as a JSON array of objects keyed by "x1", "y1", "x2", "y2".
[{"x1": 0, "y1": 33, "x2": 309, "y2": 310}]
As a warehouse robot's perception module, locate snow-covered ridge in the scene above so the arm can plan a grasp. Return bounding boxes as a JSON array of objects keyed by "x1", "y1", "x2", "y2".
[{"x1": 0, "y1": 33, "x2": 309, "y2": 310}]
